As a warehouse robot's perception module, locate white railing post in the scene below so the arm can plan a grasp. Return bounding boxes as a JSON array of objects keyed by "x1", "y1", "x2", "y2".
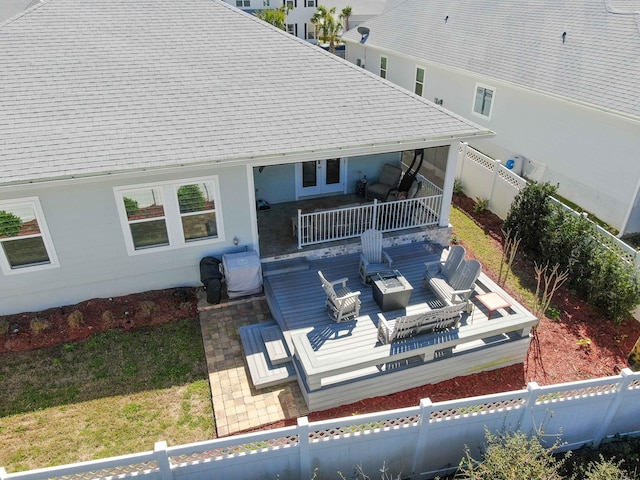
[
  {"x1": 154, "y1": 441, "x2": 172, "y2": 480},
  {"x1": 412, "y1": 398, "x2": 434, "y2": 476},
  {"x1": 489, "y1": 159, "x2": 501, "y2": 209},
  {"x1": 297, "y1": 209, "x2": 302, "y2": 250},
  {"x1": 591, "y1": 368, "x2": 635, "y2": 447},
  {"x1": 297, "y1": 417, "x2": 312, "y2": 478},
  {"x1": 0, "y1": 467, "x2": 8, "y2": 480},
  {"x1": 518, "y1": 382, "x2": 541, "y2": 435},
  {"x1": 372, "y1": 199, "x2": 378, "y2": 230}
]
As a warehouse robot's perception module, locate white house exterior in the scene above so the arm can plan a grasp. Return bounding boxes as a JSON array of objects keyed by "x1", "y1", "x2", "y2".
[
  {"x1": 222, "y1": 0, "x2": 388, "y2": 44},
  {"x1": 342, "y1": 0, "x2": 640, "y2": 235},
  {"x1": 0, "y1": 0, "x2": 491, "y2": 315}
]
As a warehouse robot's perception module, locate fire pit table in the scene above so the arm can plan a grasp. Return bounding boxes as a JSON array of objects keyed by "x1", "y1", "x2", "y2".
[{"x1": 372, "y1": 270, "x2": 414, "y2": 312}]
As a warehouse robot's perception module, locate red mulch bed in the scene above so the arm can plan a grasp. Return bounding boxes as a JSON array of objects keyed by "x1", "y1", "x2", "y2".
[{"x1": 2, "y1": 195, "x2": 639, "y2": 430}]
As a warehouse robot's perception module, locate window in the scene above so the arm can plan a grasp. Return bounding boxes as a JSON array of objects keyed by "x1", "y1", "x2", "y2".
[
  {"x1": 473, "y1": 85, "x2": 494, "y2": 118},
  {"x1": 0, "y1": 198, "x2": 58, "y2": 274},
  {"x1": 306, "y1": 0, "x2": 316, "y2": 6},
  {"x1": 263, "y1": 0, "x2": 270, "y2": 5},
  {"x1": 236, "y1": 0, "x2": 250, "y2": 6},
  {"x1": 414, "y1": 67, "x2": 425, "y2": 96},
  {"x1": 286, "y1": 23, "x2": 296, "y2": 35},
  {"x1": 285, "y1": 0, "x2": 295, "y2": 8},
  {"x1": 115, "y1": 177, "x2": 222, "y2": 255},
  {"x1": 379, "y1": 56, "x2": 388, "y2": 79}
]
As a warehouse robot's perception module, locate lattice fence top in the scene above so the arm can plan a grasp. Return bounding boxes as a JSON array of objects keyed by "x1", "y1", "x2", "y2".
[
  {"x1": 309, "y1": 415, "x2": 420, "y2": 441},
  {"x1": 170, "y1": 435, "x2": 298, "y2": 465},
  {"x1": 430, "y1": 398, "x2": 526, "y2": 421},
  {"x1": 53, "y1": 461, "x2": 158, "y2": 480},
  {"x1": 536, "y1": 383, "x2": 618, "y2": 403}
]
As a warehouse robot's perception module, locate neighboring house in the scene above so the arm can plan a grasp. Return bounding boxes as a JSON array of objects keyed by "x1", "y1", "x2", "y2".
[
  {"x1": 223, "y1": 0, "x2": 388, "y2": 44},
  {"x1": 342, "y1": 0, "x2": 640, "y2": 236},
  {"x1": 0, "y1": 0, "x2": 491, "y2": 315},
  {"x1": 0, "y1": 0, "x2": 40, "y2": 23}
]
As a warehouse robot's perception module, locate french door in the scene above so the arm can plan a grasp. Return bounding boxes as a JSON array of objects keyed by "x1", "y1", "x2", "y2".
[{"x1": 296, "y1": 158, "x2": 346, "y2": 197}]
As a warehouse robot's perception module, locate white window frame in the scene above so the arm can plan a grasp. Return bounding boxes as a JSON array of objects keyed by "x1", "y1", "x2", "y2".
[
  {"x1": 114, "y1": 176, "x2": 224, "y2": 256},
  {"x1": 379, "y1": 56, "x2": 388, "y2": 79},
  {"x1": 236, "y1": 0, "x2": 250, "y2": 7},
  {"x1": 286, "y1": 23, "x2": 296, "y2": 35},
  {"x1": 414, "y1": 66, "x2": 425, "y2": 96},
  {"x1": 306, "y1": 0, "x2": 316, "y2": 7},
  {"x1": 0, "y1": 197, "x2": 59, "y2": 275},
  {"x1": 472, "y1": 84, "x2": 495, "y2": 119}
]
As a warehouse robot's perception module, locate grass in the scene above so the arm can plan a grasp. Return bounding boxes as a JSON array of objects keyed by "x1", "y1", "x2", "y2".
[{"x1": 0, "y1": 318, "x2": 215, "y2": 473}]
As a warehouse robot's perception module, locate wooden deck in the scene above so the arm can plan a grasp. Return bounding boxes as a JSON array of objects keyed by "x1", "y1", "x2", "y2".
[{"x1": 259, "y1": 242, "x2": 538, "y2": 412}]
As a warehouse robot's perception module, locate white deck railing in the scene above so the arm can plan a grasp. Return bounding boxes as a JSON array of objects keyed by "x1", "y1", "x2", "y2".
[
  {"x1": 296, "y1": 178, "x2": 443, "y2": 249},
  {"x1": 3, "y1": 369, "x2": 639, "y2": 480}
]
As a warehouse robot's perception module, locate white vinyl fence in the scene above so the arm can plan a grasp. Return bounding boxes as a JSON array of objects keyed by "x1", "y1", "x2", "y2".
[{"x1": 3, "y1": 369, "x2": 639, "y2": 480}]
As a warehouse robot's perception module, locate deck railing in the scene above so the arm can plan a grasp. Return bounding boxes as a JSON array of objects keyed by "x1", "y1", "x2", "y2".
[
  {"x1": 3, "y1": 369, "x2": 639, "y2": 480},
  {"x1": 296, "y1": 178, "x2": 443, "y2": 249}
]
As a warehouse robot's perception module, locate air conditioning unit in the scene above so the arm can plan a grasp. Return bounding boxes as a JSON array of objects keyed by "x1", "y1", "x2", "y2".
[{"x1": 505, "y1": 155, "x2": 524, "y2": 176}]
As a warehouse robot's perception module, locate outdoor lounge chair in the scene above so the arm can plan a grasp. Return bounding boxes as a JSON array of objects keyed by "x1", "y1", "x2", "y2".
[
  {"x1": 318, "y1": 271, "x2": 362, "y2": 322},
  {"x1": 365, "y1": 164, "x2": 402, "y2": 201},
  {"x1": 358, "y1": 229, "x2": 393, "y2": 285},
  {"x1": 377, "y1": 302, "x2": 466, "y2": 344},
  {"x1": 424, "y1": 245, "x2": 466, "y2": 284},
  {"x1": 426, "y1": 258, "x2": 482, "y2": 310}
]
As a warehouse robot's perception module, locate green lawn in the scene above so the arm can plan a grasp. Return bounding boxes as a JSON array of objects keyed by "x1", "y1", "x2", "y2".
[{"x1": 0, "y1": 318, "x2": 215, "y2": 473}]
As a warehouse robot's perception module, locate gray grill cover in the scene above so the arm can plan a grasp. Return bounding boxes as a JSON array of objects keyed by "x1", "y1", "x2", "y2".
[{"x1": 222, "y1": 251, "x2": 263, "y2": 298}]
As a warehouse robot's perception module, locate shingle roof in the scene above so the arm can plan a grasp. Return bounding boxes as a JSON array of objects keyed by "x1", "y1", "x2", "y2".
[
  {"x1": 0, "y1": 0, "x2": 491, "y2": 186},
  {"x1": 342, "y1": 0, "x2": 640, "y2": 119}
]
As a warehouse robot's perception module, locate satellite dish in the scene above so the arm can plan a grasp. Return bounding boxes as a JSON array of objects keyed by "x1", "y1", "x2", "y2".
[{"x1": 357, "y1": 26, "x2": 370, "y2": 36}]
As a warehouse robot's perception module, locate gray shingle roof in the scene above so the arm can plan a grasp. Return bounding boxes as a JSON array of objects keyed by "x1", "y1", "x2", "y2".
[
  {"x1": 343, "y1": 0, "x2": 640, "y2": 119},
  {"x1": 0, "y1": 0, "x2": 491, "y2": 185}
]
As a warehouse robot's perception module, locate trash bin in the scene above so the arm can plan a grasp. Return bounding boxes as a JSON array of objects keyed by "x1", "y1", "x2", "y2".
[
  {"x1": 200, "y1": 256, "x2": 224, "y2": 304},
  {"x1": 222, "y1": 250, "x2": 262, "y2": 298}
]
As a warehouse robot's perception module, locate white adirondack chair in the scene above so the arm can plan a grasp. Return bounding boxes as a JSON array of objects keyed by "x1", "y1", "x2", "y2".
[
  {"x1": 427, "y1": 259, "x2": 482, "y2": 310},
  {"x1": 318, "y1": 271, "x2": 362, "y2": 322},
  {"x1": 358, "y1": 229, "x2": 393, "y2": 285},
  {"x1": 377, "y1": 302, "x2": 466, "y2": 344},
  {"x1": 424, "y1": 245, "x2": 466, "y2": 284}
]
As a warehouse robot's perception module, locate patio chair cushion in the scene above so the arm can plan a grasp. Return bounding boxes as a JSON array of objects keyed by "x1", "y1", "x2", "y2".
[{"x1": 366, "y1": 164, "x2": 402, "y2": 201}]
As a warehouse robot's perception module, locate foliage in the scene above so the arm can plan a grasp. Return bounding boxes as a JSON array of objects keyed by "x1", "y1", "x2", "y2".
[
  {"x1": 577, "y1": 456, "x2": 634, "y2": 480},
  {"x1": 498, "y1": 229, "x2": 521, "y2": 287},
  {"x1": 253, "y1": 4, "x2": 291, "y2": 30},
  {"x1": 532, "y1": 263, "x2": 569, "y2": 319},
  {"x1": 456, "y1": 429, "x2": 567, "y2": 479},
  {"x1": 585, "y1": 248, "x2": 640, "y2": 324},
  {"x1": 177, "y1": 184, "x2": 207, "y2": 213},
  {"x1": 339, "y1": 6, "x2": 352, "y2": 32},
  {"x1": 311, "y1": 5, "x2": 343, "y2": 53},
  {"x1": 0, "y1": 209, "x2": 23, "y2": 237},
  {"x1": 30, "y1": 318, "x2": 50, "y2": 334},
  {"x1": 67, "y1": 310, "x2": 84, "y2": 329},
  {"x1": 473, "y1": 197, "x2": 489, "y2": 214},
  {"x1": 503, "y1": 182, "x2": 557, "y2": 257},
  {"x1": 123, "y1": 197, "x2": 139, "y2": 216},
  {"x1": 453, "y1": 178, "x2": 463, "y2": 195}
]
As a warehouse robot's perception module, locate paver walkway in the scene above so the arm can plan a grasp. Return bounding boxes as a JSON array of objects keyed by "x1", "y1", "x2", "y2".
[{"x1": 198, "y1": 290, "x2": 308, "y2": 437}]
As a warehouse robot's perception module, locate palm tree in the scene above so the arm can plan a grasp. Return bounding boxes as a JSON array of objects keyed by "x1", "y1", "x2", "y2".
[
  {"x1": 254, "y1": 4, "x2": 291, "y2": 31},
  {"x1": 311, "y1": 5, "x2": 343, "y2": 54},
  {"x1": 339, "y1": 5, "x2": 352, "y2": 33}
]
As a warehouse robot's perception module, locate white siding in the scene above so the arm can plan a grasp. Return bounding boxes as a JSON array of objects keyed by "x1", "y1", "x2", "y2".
[{"x1": 0, "y1": 165, "x2": 255, "y2": 315}]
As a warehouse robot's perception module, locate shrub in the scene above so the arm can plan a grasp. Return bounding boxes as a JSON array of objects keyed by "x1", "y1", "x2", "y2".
[
  {"x1": 453, "y1": 178, "x2": 463, "y2": 194},
  {"x1": 123, "y1": 197, "x2": 139, "y2": 217},
  {"x1": 0, "y1": 210, "x2": 23, "y2": 237},
  {"x1": 473, "y1": 197, "x2": 489, "y2": 214},
  {"x1": 504, "y1": 182, "x2": 557, "y2": 257},
  {"x1": 177, "y1": 184, "x2": 207, "y2": 213},
  {"x1": 101, "y1": 310, "x2": 118, "y2": 328},
  {"x1": 30, "y1": 318, "x2": 50, "y2": 334},
  {"x1": 137, "y1": 300, "x2": 157, "y2": 318},
  {"x1": 67, "y1": 310, "x2": 84, "y2": 329},
  {"x1": 0, "y1": 318, "x2": 9, "y2": 336},
  {"x1": 457, "y1": 429, "x2": 567, "y2": 480}
]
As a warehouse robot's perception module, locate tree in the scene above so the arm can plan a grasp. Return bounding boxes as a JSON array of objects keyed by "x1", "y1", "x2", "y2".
[
  {"x1": 311, "y1": 5, "x2": 343, "y2": 54},
  {"x1": 0, "y1": 210, "x2": 22, "y2": 237},
  {"x1": 253, "y1": 5, "x2": 291, "y2": 31},
  {"x1": 339, "y1": 5, "x2": 352, "y2": 32}
]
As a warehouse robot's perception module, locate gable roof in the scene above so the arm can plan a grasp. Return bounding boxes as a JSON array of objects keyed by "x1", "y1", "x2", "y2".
[
  {"x1": 342, "y1": 0, "x2": 640, "y2": 119},
  {"x1": 0, "y1": 0, "x2": 491, "y2": 186}
]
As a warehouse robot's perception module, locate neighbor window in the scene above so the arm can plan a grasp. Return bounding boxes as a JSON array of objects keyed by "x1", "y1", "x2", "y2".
[
  {"x1": 236, "y1": 0, "x2": 250, "y2": 6},
  {"x1": 414, "y1": 67, "x2": 425, "y2": 96},
  {"x1": 115, "y1": 177, "x2": 222, "y2": 254},
  {"x1": 473, "y1": 85, "x2": 494, "y2": 118},
  {"x1": 379, "y1": 56, "x2": 388, "y2": 79},
  {"x1": 306, "y1": 0, "x2": 316, "y2": 6},
  {"x1": 285, "y1": 0, "x2": 295, "y2": 8},
  {"x1": 263, "y1": 0, "x2": 270, "y2": 5},
  {"x1": 0, "y1": 198, "x2": 58, "y2": 274},
  {"x1": 286, "y1": 23, "x2": 296, "y2": 35}
]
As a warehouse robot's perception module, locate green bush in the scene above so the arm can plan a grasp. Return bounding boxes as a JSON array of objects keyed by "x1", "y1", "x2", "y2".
[
  {"x1": 0, "y1": 210, "x2": 23, "y2": 237},
  {"x1": 457, "y1": 429, "x2": 567, "y2": 480},
  {"x1": 123, "y1": 197, "x2": 139, "y2": 216},
  {"x1": 177, "y1": 184, "x2": 207, "y2": 213},
  {"x1": 504, "y1": 182, "x2": 558, "y2": 257}
]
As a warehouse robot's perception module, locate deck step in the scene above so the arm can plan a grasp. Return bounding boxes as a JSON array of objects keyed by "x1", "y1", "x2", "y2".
[
  {"x1": 261, "y1": 324, "x2": 292, "y2": 365},
  {"x1": 238, "y1": 321, "x2": 296, "y2": 389},
  {"x1": 261, "y1": 257, "x2": 310, "y2": 277}
]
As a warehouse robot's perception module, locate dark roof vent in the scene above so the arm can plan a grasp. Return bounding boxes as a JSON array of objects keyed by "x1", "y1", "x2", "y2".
[
  {"x1": 444, "y1": 15, "x2": 449, "y2": 23},
  {"x1": 562, "y1": 31, "x2": 567, "y2": 43}
]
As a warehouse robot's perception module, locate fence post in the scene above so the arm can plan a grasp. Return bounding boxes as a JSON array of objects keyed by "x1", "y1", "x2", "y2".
[
  {"x1": 488, "y1": 159, "x2": 501, "y2": 209},
  {"x1": 518, "y1": 382, "x2": 541, "y2": 435},
  {"x1": 297, "y1": 209, "x2": 302, "y2": 250},
  {"x1": 154, "y1": 441, "x2": 172, "y2": 480},
  {"x1": 458, "y1": 142, "x2": 468, "y2": 179},
  {"x1": 0, "y1": 467, "x2": 8, "y2": 480},
  {"x1": 412, "y1": 398, "x2": 434, "y2": 476},
  {"x1": 297, "y1": 417, "x2": 312, "y2": 478},
  {"x1": 591, "y1": 368, "x2": 635, "y2": 448}
]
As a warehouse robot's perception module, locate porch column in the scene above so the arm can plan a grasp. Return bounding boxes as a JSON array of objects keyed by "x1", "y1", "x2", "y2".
[{"x1": 439, "y1": 142, "x2": 460, "y2": 227}]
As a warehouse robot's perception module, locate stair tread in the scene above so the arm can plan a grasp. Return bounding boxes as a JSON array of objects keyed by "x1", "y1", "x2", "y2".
[{"x1": 261, "y1": 324, "x2": 292, "y2": 365}]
